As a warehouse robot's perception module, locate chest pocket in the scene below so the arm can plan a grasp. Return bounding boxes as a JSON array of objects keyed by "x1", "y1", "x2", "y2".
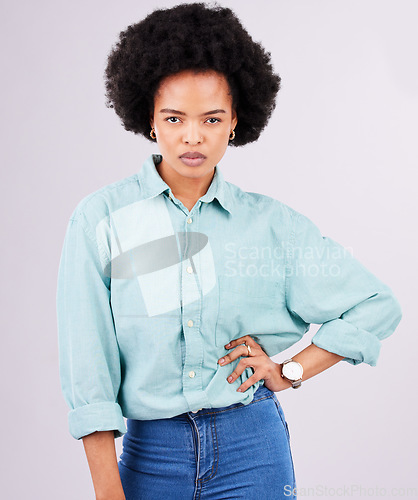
[{"x1": 215, "y1": 275, "x2": 284, "y2": 348}]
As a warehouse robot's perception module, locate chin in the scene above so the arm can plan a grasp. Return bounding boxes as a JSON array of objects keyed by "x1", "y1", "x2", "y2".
[
  {"x1": 181, "y1": 168, "x2": 212, "y2": 179},
  {"x1": 176, "y1": 161, "x2": 215, "y2": 175}
]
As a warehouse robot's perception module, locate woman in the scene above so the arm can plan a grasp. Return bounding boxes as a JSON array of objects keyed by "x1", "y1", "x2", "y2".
[{"x1": 56, "y1": 4, "x2": 402, "y2": 499}]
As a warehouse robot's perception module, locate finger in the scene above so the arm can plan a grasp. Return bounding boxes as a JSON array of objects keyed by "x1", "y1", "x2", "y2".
[
  {"x1": 226, "y1": 357, "x2": 263, "y2": 385},
  {"x1": 236, "y1": 373, "x2": 263, "y2": 393},
  {"x1": 218, "y1": 343, "x2": 250, "y2": 366},
  {"x1": 224, "y1": 334, "x2": 258, "y2": 350}
]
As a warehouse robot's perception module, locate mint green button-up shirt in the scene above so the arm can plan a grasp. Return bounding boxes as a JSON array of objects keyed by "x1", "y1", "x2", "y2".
[{"x1": 56, "y1": 154, "x2": 402, "y2": 440}]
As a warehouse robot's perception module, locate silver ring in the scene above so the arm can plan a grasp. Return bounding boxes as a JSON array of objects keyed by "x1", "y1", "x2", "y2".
[{"x1": 246, "y1": 344, "x2": 252, "y2": 356}]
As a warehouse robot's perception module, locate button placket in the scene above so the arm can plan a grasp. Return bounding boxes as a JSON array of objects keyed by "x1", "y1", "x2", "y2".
[{"x1": 181, "y1": 202, "x2": 210, "y2": 412}]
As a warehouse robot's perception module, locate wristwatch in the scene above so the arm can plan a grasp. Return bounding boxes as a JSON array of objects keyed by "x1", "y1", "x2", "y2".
[{"x1": 281, "y1": 358, "x2": 303, "y2": 389}]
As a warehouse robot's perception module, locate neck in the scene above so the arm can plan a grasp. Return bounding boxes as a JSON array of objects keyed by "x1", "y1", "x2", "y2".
[{"x1": 156, "y1": 160, "x2": 215, "y2": 202}]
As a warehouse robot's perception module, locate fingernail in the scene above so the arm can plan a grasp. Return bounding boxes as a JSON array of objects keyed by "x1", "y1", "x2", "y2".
[
  {"x1": 219, "y1": 358, "x2": 225, "y2": 365},
  {"x1": 237, "y1": 388, "x2": 242, "y2": 392},
  {"x1": 225, "y1": 343, "x2": 231, "y2": 348},
  {"x1": 228, "y1": 376, "x2": 233, "y2": 382}
]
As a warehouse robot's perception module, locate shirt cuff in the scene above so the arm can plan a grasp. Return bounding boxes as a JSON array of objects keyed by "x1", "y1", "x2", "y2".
[
  {"x1": 68, "y1": 401, "x2": 127, "y2": 440},
  {"x1": 311, "y1": 318, "x2": 382, "y2": 366}
]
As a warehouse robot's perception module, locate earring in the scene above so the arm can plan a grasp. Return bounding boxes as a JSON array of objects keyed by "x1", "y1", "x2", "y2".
[
  {"x1": 150, "y1": 128, "x2": 157, "y2": 140},
  {"x1": 229, "y1": 130, "x2": 236, "y2": 141}
]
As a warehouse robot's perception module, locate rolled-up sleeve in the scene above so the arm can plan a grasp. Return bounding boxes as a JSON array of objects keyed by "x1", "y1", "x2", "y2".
[
  {"x1": 56, "y1": 212, "x2": 127, "y2": 440},
  {"x1": 285, "y1": 212, "x2": 402, "y2": 366}
]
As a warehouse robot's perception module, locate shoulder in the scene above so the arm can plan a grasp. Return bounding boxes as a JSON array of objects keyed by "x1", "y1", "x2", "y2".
[
  {"x1": 68, "y1": 172, "x2": 140, "y2": 227},
  {"x1": 225, "y1": 180, "x2": 299, "y2": 224}
]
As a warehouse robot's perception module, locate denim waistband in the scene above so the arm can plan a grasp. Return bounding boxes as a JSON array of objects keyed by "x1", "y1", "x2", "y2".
[{"x1": 174, "y1": 383, "x2": 275, "y2": 419}]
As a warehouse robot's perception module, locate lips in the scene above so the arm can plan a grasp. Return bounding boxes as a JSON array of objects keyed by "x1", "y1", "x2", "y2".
[{"x1": 180, "y1": 152, "x2": 206, "y2": 159}]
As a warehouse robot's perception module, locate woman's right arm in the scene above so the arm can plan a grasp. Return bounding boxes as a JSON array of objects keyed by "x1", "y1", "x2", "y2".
[
  {"x1": 57, "y1": 215, "x2": 128, "y2": 494},
  {"x1": 82, "y1": 431, "x2": 126, "y2": 500}
]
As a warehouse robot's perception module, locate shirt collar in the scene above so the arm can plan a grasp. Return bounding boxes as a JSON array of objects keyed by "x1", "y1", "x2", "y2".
[{"x1": 137, "y1": 154, "x2": 233, "y2": 214}]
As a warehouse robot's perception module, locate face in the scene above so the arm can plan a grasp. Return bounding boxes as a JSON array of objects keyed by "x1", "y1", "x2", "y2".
[{"x1": 150, "y1": 69, "x2": 237, "y2": 181}]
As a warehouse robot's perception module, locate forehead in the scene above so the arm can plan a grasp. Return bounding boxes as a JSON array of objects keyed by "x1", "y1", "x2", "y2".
[{"x1": 155, "y1": 70, "x2": 232, "y2": 107}]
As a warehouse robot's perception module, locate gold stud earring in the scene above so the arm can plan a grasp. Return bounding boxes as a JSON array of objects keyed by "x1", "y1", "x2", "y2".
[
  {"x1": 229, "y1": 130, "x2": 236, "y2": 141},
  {"x1": 150, "y1": 128, "x2": 157, "y2": 140}
]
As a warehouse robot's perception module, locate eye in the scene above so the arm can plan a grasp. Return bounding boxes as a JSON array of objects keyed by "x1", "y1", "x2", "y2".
[
  {"x1": 206, "y1": 117, "x2": 221, "y2": 124},
  {"x1": 166, "y1": 117, "x2": 181, "y2": 124}
]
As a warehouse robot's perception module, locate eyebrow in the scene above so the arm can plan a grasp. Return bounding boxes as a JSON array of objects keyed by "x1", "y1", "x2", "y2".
[{"x1": 159, "y1": 108, "x2": 227, "y2": 116}]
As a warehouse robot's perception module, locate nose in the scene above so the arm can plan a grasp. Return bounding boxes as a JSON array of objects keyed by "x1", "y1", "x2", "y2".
[{"x1": 183, "y1": 122, "x2": 203, "y2": 145}]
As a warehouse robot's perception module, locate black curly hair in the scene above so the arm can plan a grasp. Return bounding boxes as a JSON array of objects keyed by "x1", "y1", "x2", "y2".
[{"x1": 104, "y1": 2, "x2": 281, "y2": 147}]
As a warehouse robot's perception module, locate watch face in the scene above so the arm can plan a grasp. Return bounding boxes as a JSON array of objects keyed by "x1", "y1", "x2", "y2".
[{"x1": 283, "y1": 361, "x2": 303, "y2": 381}]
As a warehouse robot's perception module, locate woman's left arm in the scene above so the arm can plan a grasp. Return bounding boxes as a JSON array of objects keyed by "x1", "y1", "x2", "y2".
[
  {"x1": 283, "y1": 342, "x2": 345, "y2": 388},
  {"x1": 219, "y1": 209, "x2": 402, "y2": 393},
  {"x1": 284, "y1": 211, "x2": 402, "y2": 368}
]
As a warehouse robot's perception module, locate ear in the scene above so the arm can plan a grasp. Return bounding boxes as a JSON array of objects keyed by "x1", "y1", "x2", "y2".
[{"x1": 231, "y1": 109, "x2": 238, "y2": 129}]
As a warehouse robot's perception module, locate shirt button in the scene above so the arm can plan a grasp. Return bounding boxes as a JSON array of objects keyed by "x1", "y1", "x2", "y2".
[
  {"x1": 186, "y1": 266, "x2": 193, "y2": 274},
  {"x1": 187, "y1": 217, "x2": 193, "y2": 224},
  {"x1": 189, "y1": 371, "x2": 196, "y2": 378},
  {"x1": 187, "y1": 320, "x2": 193, "y2": 327}
]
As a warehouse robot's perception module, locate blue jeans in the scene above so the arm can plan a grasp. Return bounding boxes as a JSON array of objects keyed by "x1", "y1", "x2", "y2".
[{"x1": 118, "y1": 384, "x2": 297, "y2": 499}]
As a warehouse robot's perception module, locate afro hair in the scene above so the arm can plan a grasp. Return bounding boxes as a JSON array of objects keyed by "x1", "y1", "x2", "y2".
[{"x1": 104, "y1": 2, "x2": 281, "y2": 147}]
